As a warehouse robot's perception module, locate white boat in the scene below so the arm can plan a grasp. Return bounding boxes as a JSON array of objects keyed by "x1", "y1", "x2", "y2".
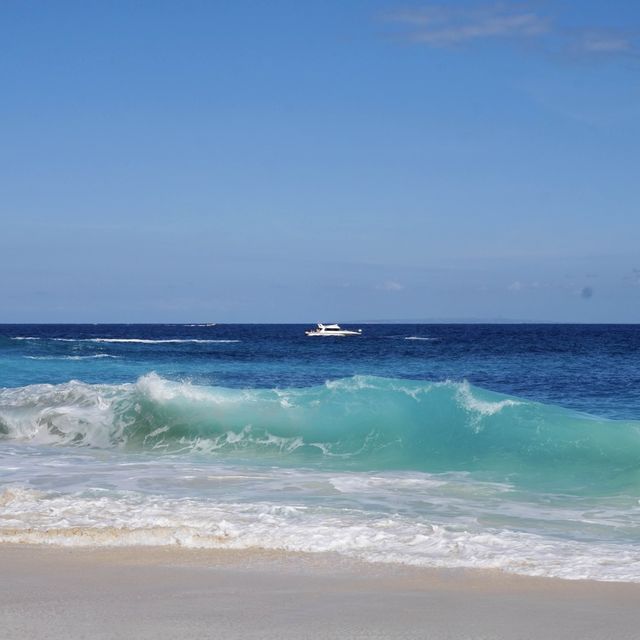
[{"x1": 305, "y1": 323, "x2": 362, "y2": 337}]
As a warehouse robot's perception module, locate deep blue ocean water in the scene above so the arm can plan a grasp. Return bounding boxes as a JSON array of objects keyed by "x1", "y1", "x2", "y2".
[
  {"x1": 1, "y1": 324, "x2": 639, "y2": 581},
  {"x1": 2, "y1": 323, "x2": 639, "y2": 417}
]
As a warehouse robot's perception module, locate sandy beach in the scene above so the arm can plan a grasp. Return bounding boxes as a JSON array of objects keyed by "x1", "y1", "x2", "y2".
[{"x1": 1, "y1": 545, "x2": 639, "y2": 639}]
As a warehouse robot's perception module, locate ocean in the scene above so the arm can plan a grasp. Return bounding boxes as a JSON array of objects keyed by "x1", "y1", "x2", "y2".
[{"x1": 1, "y1": 324, "x2": 639, "y2": 581}]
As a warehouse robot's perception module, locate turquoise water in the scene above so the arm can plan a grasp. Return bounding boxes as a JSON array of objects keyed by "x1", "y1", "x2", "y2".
[{"x1": 1, "y1": 324, "x2": 639, "y2": 581}]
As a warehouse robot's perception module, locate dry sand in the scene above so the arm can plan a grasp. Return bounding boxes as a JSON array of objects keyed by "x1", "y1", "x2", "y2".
[{"x1": 1, "y1": 544, "x2": 639, "y2": 639}]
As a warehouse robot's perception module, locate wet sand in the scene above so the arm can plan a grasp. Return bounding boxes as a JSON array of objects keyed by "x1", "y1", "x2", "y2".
[{"x1": 1, "y1": 544, "x2": 639, "y2": 639}]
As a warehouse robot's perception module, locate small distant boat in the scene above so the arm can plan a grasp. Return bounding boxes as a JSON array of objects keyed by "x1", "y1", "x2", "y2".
[{"x1": 305, "y1": 323, "x2": 362, "y2": 337}]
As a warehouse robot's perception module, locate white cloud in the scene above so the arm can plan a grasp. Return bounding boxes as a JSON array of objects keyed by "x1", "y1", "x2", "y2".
[
  {"x1": 378, "y1": 280, "x2": 405, "y2": 291},
  {"x1": 385, "y1": 4, "x2": 549, "y2": 47},
  {"x1": 508, "y1": 280, "x2": 551, "y2": 292},
  {"x1": 383, "y1": 3, "x2": 639, "y2": 60},
  {"x1": 571, "y1": 31, "x2": 634, "y2": 55}
]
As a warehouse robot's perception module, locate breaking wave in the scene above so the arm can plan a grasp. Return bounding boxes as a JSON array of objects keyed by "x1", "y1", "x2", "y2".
[{"x1": 1, "y1": 374, "x2": 639, "y2": 491}]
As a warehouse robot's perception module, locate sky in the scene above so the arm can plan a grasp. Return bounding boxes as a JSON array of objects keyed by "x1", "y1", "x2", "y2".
[{"x1": 1, "y1": 0, "x2": 639, "y2": 323}]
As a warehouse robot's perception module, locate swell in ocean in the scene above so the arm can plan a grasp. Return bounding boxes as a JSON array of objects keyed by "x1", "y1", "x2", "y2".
[{"x1": 2, "y1": 373, "x2": 639, "y2": 492}]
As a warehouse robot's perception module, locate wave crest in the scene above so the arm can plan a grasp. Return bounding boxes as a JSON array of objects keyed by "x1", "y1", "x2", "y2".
[{"x1": 1, "y1": 374, "x2": 639, "y2": 488}]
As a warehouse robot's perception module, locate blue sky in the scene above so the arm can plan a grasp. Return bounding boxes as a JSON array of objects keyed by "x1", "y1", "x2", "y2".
[{"x1": 1, "y1": 0, "x2": 639, "y2": 322}]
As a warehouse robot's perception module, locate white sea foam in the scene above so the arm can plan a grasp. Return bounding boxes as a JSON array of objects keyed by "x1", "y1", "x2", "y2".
[
  {"x1": 329, "y1": 475, "x2": 448, "y2": 493},
  {"x1": 1, "y1": 484, "x2": 639, "y2": 582},
  {"x1": 12, "y1": 336, "x2": 237, "y2": 344},
  {"x1": 324, "y1": 375, "x2": 381, "y2": 392},
  {"x1": 404, "y1": 336, "x2": 438, "y2": 341},
  {"x1": 50, "y1": 338, "x2": 240, "y2": 344},
  {"x1": 23, "y1": 355, "x2": 120, "y2": 361},
  {"x1": 135, "y1": 372, "x2": 238, "y2": 404},
  {"x1": 0, "y1": 379, "x2": 131, "y2": 447},
  {"x1": 455, "y1": 380, "x2": 520, "y2": 424}
]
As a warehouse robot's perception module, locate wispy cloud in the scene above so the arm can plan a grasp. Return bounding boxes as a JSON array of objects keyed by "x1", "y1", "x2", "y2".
[
  {"x1": 386, "y1": 4, "x2": 549, "y2": 46},
  {"x1": 383, "y1": 3, "x2": 640, "y2": 61},
  {"x1": 508, "y1": 280, "x2": 523, "y2": 291},
  {"x1": 573, "y1": 31, "x2": 634, "y2": 54},
  {"x1": 377, "y1": 279, "x2": 405, "y2": 291},
  {"x1": 564, "y1": 29, "x2": 640, "y2": 61}
]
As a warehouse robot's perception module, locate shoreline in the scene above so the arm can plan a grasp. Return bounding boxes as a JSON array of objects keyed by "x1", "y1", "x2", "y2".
[{"x1": 2, "y1": 544, "x2": 639, "y2": 639}]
